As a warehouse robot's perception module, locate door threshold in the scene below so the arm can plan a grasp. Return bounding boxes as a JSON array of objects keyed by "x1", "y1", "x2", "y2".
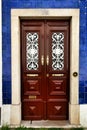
[{"x1": 21, "y1": 120, "x2": 81, "y2": 128}]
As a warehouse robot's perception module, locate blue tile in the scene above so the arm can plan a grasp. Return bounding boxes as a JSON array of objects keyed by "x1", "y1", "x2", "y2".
[
  {"x1": 79, "y1": 93, "x2": 84, "y2": 98},
  {"x1": 79, "y1": 81, "x2": 85, "y2": 87},
  {"x1": 85, "y1": 81, "x2": 87, "y2": 86},
  {"x1": 2, "y1": 80, "x2": 11, "y2": 104},
  {"x1": 85, "y1": 87, "x2": 87, "y2": 93},
  {"x1": 84, "y1": 93, "x2": 87, "y2": 100},
  {"x1": 79, "y1": 98, "x2": 84, "y2": 104},
  {"x1": 79, "y1": 87, "x2": 84, "y2": 93},
  {"x1": 84, "y1": 100, "x2": 87, "y2": 104}
]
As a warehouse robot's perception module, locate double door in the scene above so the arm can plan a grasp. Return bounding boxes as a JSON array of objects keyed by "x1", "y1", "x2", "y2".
[{"x1": 21, "y1": 20, "x2": 70, "y2": 120}]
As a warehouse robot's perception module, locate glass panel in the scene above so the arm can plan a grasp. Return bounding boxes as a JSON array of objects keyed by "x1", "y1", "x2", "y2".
[
  {"x1": 26, "y1": 33, "x2": 39, "y2": 70},
  {"x1": 52, "y1": 32, "x2": 64, "y2": 70}
]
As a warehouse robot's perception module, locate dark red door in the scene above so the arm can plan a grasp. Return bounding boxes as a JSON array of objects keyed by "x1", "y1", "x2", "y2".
[{"x1": 21, "y1": 20, "x2": 70, "y2": 120}]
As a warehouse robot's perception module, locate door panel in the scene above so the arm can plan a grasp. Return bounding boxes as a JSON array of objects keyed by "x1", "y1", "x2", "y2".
[
  {"x1": 21, "y1": 20, "x2": 70, "y2": 120},
  {"x1": 22, "y1": 21, "x2": 44, "y2": 73},
  {"x1": 23, "y1": 77, "x2": 42, "y2": 96},
  {"x1": 46, "y1": 21, "x2": 69, "y2": 73},
  {"x1": 22, "y1": 101, "x2": 43, "y2": 120},
  {"x1": 48, "y1": 77, "x2": 67, "y2": 96},
  {"x1": 47, "y1": 100, "x2": 68, "y2": 120}
]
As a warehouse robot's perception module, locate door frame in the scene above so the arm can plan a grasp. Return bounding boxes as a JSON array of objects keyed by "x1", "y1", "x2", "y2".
[{"x1": 11, "y1": 9, "x2": 80, "y2": 125}]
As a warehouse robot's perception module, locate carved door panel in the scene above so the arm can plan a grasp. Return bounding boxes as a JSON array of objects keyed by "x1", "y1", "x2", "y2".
[{"x1": 21, "y1": 20, "x2": 70, "y2": 120}]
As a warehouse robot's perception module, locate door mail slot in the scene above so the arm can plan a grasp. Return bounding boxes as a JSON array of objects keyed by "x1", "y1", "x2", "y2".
[{"x1": 29, "y1": 96, "x2": 36, "y2": 99}]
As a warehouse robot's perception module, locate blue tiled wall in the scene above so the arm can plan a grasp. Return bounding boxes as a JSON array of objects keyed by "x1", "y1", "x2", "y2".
[{"x1": 2, "y1": 0, "x2": 87, "y2": 104}]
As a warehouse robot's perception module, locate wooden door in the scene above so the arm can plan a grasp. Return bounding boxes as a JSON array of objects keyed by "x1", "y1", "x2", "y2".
[{"x1": 21, "y1": 20, "x2": 70, "y2": 120}]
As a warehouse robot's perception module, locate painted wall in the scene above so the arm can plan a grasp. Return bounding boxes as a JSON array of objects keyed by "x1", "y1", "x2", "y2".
[
  {"x1": 0, "y1": 0, "x2": 2, "y2": 107},
  {"x1": 2, "y1": 0, "x2": 87, "y2": 104}
]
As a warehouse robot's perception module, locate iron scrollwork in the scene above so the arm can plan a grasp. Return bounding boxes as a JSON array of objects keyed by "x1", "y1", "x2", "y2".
[
  {"x1": 52, "y1": 32, "x2": 64, "y2": 70},
  {"x1": 26, "y1": 33, "x2": 39, "y2": 70}
]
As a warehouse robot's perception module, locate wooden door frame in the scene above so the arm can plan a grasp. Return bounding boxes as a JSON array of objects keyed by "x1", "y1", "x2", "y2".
[{"x1": 11, "y1": 9, "x2": 80, "y2": 125}]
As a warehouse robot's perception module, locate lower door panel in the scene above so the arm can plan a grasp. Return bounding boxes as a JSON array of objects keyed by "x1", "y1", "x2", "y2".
[
  {"x1": 47, "y1": 100, "x2": 68, "y2": 120},
  {"x1": 22, "y1": 100, "x2": 43, "y2": 120}
]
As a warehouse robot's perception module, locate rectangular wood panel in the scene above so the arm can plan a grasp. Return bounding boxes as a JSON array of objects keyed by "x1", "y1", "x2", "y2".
[
  {"x1": 22, "y1": 101, "x2": 44, "y2": 120},
  {"x1": 47, "y1": 100, "x2": 68, "y2": 120}
]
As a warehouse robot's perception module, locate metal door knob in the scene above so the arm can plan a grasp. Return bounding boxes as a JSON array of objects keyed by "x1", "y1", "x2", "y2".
[{"x1": 73, "y1": 72, "x2": 78, "y2": 77}]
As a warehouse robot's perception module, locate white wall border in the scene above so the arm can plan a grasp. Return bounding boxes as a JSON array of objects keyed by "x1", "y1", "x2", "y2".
[
  {"x1": 80, "y1": 105, "x2": 87, "y2": 127},
  {"x1": 1, "y1": 105, "x2": 11, "y2": 125},
  {"x1": 10, "y1": 9, "x2": 80, "y2": 125}
]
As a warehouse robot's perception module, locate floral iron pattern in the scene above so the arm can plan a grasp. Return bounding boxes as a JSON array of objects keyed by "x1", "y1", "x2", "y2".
[
  {"x1": 52, "y1": 32, "x2": 64, "y2": 70},
  {"x1": 26, "y1": 33, "x2": 39, "y2": 70}
]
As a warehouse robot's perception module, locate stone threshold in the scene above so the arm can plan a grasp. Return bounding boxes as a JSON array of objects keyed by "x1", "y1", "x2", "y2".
[{"x1": 19, "y1": 120, "x2": 81, "y2": 128}]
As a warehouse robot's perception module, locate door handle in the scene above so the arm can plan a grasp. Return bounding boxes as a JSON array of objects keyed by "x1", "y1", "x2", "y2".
[
  {"x1": 41, "y1": 55, "x2": 44, "y2": 66},
  {"x1": 46, "y1": 55, "x2": 49, "y2": 66}
]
